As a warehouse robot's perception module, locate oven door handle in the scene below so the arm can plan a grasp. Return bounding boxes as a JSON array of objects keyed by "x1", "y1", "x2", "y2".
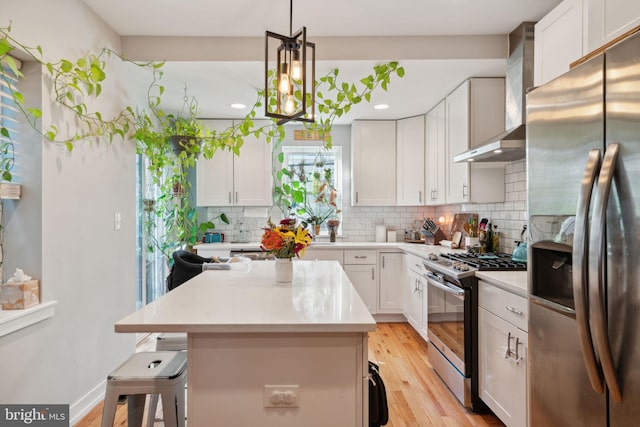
[{"x1": 424, "y1": 274, "x2": 465, "y2": 298}]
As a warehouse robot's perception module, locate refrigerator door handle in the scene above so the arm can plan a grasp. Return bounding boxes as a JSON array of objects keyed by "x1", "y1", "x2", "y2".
[
  {"x1": 589, "y1": 143, "x2": 623, "y2": 403},
  {"x1": 573, "y1": 148, "x2": 605, "y2": 394}
]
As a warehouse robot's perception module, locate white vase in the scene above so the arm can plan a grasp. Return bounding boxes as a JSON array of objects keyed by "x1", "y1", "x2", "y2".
[{"x1": 274, "y1": 257, "x2": 293, "y2": 284}]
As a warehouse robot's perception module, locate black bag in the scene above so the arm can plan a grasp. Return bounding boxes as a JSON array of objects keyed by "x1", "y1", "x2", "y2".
[{"x1": 368, "y1": 361, "x2": 389, "y2": 426}]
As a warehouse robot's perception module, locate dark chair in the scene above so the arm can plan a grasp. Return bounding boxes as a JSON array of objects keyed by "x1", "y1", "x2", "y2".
[{"x1": 166, "y1": 250, "x2": 213, "y2": 291}]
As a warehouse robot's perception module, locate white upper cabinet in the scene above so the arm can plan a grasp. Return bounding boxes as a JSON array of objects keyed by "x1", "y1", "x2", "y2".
[
  {"x1": 196, "y1": 119, "x2": 272, "y2": 207},
  {"x1": 396, "y1": 116, "x2": 425, "y2": 206},
  {"x1": 535, "y1": 0, "x2": 585, "y2": 86},
  {"x1": 351, "y1": 120, "x2": 396, "y2": 206},
  {"x1": 585, "y1": 0, "x2": 640, "y2": 53},
  {"x1": 445, "y1": 78, "x2": 506, "y2": 204},
  {"x1": 425, "y1": 101, "x2": 446, "y2": 205}
]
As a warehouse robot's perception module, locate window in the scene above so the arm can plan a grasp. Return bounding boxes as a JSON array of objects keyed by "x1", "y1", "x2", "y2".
[
  {"x1": 0, "y1": 56, "x2": 21, "y2": 183},
  {"x1": 136, "y1": 155, "x2": 168, "y2": 308},
  {"x1": 280, "y1": 146, "x2": 342, "y2": 232}
]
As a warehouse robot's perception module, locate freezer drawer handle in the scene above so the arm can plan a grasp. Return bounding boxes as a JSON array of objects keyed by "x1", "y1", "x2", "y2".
[
  {"x1": 588, "y1": 143, "x2": 622, "y2": 403},
  {"x1": 572, "y1": 148, "x2": 605, "y2": 394}
]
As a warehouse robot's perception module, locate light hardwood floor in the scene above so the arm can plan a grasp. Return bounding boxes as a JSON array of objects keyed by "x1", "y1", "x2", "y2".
[{"x1": 77, "y1": 322, "x2": 503, "y2": 426}]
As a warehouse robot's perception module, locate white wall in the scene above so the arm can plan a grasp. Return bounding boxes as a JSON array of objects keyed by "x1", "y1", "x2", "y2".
[{"x1": 0, "y1": 0, "x2": 138, "y2": 423}]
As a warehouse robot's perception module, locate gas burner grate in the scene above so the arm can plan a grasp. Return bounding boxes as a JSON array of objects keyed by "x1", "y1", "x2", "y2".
[{"x1": 440, "y1": 253, "x2": 526, "y2": 271}]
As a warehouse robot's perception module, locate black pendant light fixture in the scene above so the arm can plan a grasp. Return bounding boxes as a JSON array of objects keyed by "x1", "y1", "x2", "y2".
[{"x1": 265, "y1": 0, "x2": 315, "y2": 125}]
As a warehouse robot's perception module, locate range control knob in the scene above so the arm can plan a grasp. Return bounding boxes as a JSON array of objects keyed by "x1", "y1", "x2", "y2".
[
  {"x1": 428, "y1": 253, "x2": 439, "y2": 260},
  {"x1": 453, "y1": 262, "x2": 470, "y2": 271}
]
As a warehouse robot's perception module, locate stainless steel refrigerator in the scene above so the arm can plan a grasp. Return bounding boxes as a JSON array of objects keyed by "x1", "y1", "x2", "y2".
[{"x1": 526, "y1": 31, "x2": 640, "y2": 426}]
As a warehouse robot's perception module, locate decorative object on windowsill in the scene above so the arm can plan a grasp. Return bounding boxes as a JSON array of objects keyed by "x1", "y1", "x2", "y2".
[
  {"x1": 261, "y1": 218, "x2": 312, "y2": 283},
  {"x1": 1, "y1": 268, "x2": 39, "y2": 310},
  {"x1": 0, "y1": 183, "x2": 21, "y2": 200},
  {"x1": 265, "y1": 0, "x2": 315, "y2": 125},
  {"x1": 326, "y1": 219, "x2": 340, "y2": 243}
]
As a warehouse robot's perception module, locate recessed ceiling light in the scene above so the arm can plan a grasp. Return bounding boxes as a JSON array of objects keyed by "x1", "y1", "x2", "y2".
[
  {"x1": 374, "y1": 104, "x2": 389, "y2": 110},
  {"x1": 230, "y1": 103, "x2": 246, "y2": 109},
  {"x1": 494, "y1": 149, "x2": 503, "y2": 154}
]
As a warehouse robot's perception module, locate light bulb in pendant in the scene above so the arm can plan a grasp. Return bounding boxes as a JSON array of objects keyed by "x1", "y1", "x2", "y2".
[
  {"x1": 291, "y1": 50, "x2": 302, "y2": 80},
  {"x1": 279, "y1": 62, "x2": 290, "y2": 93},
  {"x1": 284, "y1": 93, "x2": 295, "y2": 114}
]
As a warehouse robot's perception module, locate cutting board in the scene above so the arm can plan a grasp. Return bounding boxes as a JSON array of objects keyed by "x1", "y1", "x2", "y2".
[{"x1": 450, "y1": 213, "x2": 478, "y2": 249}]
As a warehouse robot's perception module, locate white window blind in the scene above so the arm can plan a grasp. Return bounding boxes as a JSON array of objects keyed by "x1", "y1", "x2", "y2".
[{"x1": 0, "y1": 55, "x2": 22, "y2": 183}]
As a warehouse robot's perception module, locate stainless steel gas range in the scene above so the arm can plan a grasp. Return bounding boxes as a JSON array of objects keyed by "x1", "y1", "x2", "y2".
[{"x1": 421, "y1": 252, "x2": 526, "y2": 411}]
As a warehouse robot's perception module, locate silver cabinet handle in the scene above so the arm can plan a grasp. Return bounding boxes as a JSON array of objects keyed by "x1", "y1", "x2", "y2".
[
  {"x1": 355, "y1": 255, "x2": 368, "y2": 259},
  {"x1": 573, "y1": 149, "x2": 603, "y2": 394},
  {"x1": 505, "y1": 306, "x2": 524, "y2": 316},
  {"x1": 514, "y1": 337, "x2": 522, "y2": 365},
  {"x1": 382, "y1": 256, "x2": 385, "y2": 268},
  {"x1": 419, "y1": 191, "x2": 422, "y2": 203},
  {"x1": 589, "y1": 143, "x2": 622, "y2": 403},
  {"x1": 235, "y1": 192, "x2": 238, "y2": 203},
  {"x1": 228, "y1": 192, "x2": 232, "y2": 204},
  {"x1": 371, "y1": 267, "x2": 374, "y2": 281},
  {"x1": 356, "y1": 191, "x2": 359, "y2": 204},
  {"x1": 462, "y1": 183, "x2": 468, "y2": 198}
]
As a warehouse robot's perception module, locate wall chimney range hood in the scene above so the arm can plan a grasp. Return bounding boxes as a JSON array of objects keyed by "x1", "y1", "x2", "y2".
[{"x1": 455, "y1": 22, "x2": 535, "y2": 163}]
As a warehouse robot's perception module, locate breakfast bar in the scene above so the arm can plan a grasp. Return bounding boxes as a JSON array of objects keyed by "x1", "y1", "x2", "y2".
[{"x1": 115, "y1": 260, "x2": 376, "y2": 427}]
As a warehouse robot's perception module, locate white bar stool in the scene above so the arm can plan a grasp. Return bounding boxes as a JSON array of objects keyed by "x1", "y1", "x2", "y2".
[
  {"x1": 101, "y1": 351, "x2": 187, "y2": 427},
  {"x1": 146, "y1": 334, "x2": 188, "y2": 427}
]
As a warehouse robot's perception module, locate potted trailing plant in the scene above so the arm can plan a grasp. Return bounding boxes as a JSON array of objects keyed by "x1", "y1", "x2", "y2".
[{"x1": 166, "y1": 90, "x2": 208, "y2": 156}]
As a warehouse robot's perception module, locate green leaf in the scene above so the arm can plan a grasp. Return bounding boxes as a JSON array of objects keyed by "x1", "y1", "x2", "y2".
[
  {"x1": 13, "y1": 91, "x2": 24, "y2": 105},
  {"x1": 46, "y1": 63, "x2": 53, "y2": 74},
  {"x1": 90, "y1": 63, "x2": 106, "y2": 81},
  {"x1": 60, "y1": 59, "x2": 73, "y2": 73},
  {"x1": 65, "y1": 142, "x2": 74, "y2": 152},
  {"x1": 3, "y1": 56, "x2": 23, "y2": 79},
  {"x1": 0, "y1": 127, "x2": 9, "y2": 137},
  {"x1": 277, "y1": 152, "x2": 284, "y2": 163},
  {"x1": 397, "y1": 67, "x2": 405, "y2": 77},
  {"x1": 0, "y1": 39, "x2": 12, "y2": 56},
  {"x1": 364, "y1": 93, "x2": 371, "y2": 102},
  {"x1": 220, "y1": 213, "x2": 230, "y2": 224},
  {"x1": 2, "y1": 171, "x2": 12, "y2": 182}
]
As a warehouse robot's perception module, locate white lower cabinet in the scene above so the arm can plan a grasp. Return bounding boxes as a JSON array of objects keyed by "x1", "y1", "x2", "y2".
[
  {"x1": 403, "y1": 254, "x2": 428, "y2": 341},
  {"x1": 344, "y1": 250, "x2": 378, "y2": 314},
  {"x1": 478, "y1": 281, "x2": 528, "y2": 427},
  {"x1": 378, "y1": 252, "x2": 404, "y2": 313}
]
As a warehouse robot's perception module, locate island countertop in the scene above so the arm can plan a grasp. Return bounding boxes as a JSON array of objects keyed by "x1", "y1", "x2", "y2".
[{"x1": 115, "y1": 260, "x2": 376, "y2": 334}]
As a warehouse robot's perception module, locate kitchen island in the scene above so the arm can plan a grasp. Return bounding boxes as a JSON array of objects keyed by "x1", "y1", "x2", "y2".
[{"x1": 115, "y1": 260, "x2": 375, "y2": 427}]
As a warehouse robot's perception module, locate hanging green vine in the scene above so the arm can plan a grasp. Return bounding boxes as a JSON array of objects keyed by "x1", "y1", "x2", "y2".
[{"x1": 1, "y1": 20, "x2": 404, "y2": 261}]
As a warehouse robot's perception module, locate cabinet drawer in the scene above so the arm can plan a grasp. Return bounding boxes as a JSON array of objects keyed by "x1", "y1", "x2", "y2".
[
  {"x1": 344, "y1": 250, "x2": 377, "y2": 265},
  {"x1": 405, "y1": 254, "x2": 427, "y2": 273},
  {"x1": 478, "y1": 280, "x2": 528, "y2": 331},
  {"x1": 304, "y1": 249, "x2": 344, "y2": 265}
]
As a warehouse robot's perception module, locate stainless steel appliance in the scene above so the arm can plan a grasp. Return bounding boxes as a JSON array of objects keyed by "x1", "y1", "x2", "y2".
[
  {"x1": 527, "y1": 30, "x2": 640, "y2": 426},
  {"x1": 455, "y1": 22, "x2": 535, "y2": 162},
  {"x1": 421, "y1": 252, "x2": 526, "y2": 411}
]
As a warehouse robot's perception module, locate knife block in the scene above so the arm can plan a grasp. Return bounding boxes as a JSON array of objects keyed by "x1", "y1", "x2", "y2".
[{"x1": 424, "y1": 229, "x2": 446, "y2": 245}]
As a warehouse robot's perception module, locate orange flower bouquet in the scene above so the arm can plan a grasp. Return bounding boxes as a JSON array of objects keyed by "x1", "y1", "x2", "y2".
[{"x1": 261, "y1": 218, "x2": 313, "y2": 259}]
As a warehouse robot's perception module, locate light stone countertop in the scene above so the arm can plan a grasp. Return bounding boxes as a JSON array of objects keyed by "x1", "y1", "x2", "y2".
[
  {"x1": 475, "y1": 270, "x2": 528, "y2": 298},
  {"x1": 115, "y1": 260, "x2": 376, "y2": 334}
]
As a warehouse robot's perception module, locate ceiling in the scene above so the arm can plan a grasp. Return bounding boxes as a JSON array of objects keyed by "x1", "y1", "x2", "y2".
[{"x1": 81, "y1": 0, "x2": 563, "y2": 124}]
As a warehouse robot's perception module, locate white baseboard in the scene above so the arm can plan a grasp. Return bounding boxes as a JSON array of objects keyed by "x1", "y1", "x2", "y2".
[
  {"x1": 70, "y1": 379, "x2": 106, "y2": 426},
  {"x1": 373, "y1": 313, "x2": 407, "y2": 323}
]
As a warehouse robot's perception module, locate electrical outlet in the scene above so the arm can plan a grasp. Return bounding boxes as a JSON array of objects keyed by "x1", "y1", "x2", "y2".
[
  {"x1": 114, "y1": 212, "x2": 121, "y2": 231},
  {"x1": 263, "y1": 385, "x2": 299, "y2": 408}
]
